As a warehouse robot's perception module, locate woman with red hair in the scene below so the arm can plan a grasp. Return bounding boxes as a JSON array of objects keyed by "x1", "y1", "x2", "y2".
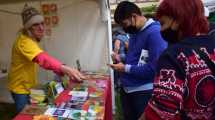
[{"x1": 140, "y1": 0, "x2": 215, "y2": 119}]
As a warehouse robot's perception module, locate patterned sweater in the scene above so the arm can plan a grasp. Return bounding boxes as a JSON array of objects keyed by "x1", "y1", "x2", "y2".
[{"x1": 144, "y1": 35, "x2": 215, "y2": 120}]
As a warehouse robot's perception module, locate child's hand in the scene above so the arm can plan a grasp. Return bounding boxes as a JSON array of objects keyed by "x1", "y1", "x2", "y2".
[{"x1": 111, "y1": 52, "x2": 121, "y2": 63}]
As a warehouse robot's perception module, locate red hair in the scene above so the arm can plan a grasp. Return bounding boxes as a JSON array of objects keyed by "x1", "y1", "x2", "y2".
[{"x1": 156, "y1": 0, "x2": 209, "y2": 38}]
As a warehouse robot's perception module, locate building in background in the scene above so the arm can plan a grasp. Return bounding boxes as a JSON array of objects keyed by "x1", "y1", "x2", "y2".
[{"x1": 203, "y1": 0, "x2": 215, "y2": 22}]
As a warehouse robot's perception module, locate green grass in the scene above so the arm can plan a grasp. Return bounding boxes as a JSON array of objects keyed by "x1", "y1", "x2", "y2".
[{"x1": 114, "y1": 90, "x2": 123, "y2": 120}]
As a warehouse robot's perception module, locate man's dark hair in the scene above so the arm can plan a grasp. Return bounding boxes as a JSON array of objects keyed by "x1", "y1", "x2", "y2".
[{"x1": 114, "y1": 1, "x2": 141, "y2": 24}]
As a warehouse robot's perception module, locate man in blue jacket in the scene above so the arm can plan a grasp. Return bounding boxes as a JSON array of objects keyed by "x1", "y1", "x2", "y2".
[{"x1": 109, "y1": 1, "x2": 167, "y2": 120}]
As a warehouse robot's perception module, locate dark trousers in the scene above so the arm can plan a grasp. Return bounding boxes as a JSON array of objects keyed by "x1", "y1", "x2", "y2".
[
  {"x1": 11, "y1": 92, "x2": 30, "y2": 113},
  {"x1": 120, "y1": 88, "x2": 152, "y2": 120},
  {"x1": 114, "y1": 71, "x2": 121, "y2": 90}
]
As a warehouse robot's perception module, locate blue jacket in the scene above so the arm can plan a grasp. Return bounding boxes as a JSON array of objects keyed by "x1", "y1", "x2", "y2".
[{"x1": 121, "y1": 20, "x2": 167, "y2": 87}]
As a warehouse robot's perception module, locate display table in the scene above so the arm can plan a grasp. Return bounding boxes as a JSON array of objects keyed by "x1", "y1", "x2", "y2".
[{"x1": 13, "y1": 78, "x2": 112, "y2": 120}]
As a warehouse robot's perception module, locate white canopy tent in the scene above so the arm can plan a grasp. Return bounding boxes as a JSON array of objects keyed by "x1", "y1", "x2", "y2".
[{"x1": 0, "y1": 0, "x2": 115, "y2": 111}]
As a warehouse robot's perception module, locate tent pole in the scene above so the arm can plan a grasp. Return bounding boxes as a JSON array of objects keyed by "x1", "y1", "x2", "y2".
[{"x1": 106, "y1": 0, "x2": 116, "y2": 114}]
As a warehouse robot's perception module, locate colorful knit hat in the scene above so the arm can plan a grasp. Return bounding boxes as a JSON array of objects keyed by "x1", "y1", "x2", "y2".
[{"x1": 21, "y1": 4, "x2": 44, "y2": 29}]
